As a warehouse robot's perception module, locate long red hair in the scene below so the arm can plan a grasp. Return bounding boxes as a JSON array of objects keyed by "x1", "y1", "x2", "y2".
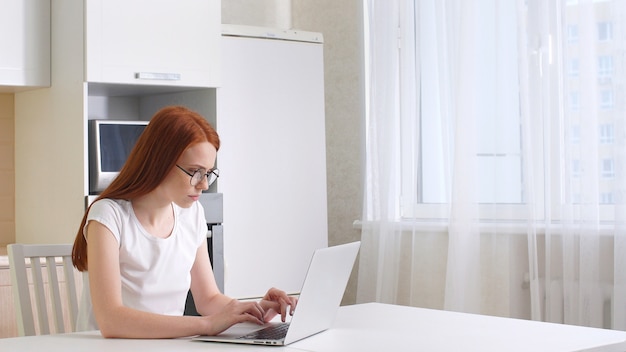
[{"x1": 72, "y1": 106, "x2": 220, "y2": 271}]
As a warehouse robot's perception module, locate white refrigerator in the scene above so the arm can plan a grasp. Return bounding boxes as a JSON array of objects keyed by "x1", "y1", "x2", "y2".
[{"x1": 213, "y1": 25, "x2": 329, "y2": 299}]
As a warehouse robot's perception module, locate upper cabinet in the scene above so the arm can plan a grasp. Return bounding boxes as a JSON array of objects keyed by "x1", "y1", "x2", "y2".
[
  {"x1": 0, "y1": 0, "x2": 50, "y2": 91},
  {"x1": 84, "y1": 0, "x2": 221, "y2": 88}
]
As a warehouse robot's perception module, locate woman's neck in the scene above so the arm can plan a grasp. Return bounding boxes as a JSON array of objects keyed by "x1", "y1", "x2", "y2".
[{"x1": 131, "y1": 195, "x2": 175, "y2": 239}]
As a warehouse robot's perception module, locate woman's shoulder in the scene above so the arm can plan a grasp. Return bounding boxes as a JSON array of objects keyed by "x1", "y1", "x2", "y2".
[{"x1": 89, "y1": 198, "x2": 131, "y2": 215}]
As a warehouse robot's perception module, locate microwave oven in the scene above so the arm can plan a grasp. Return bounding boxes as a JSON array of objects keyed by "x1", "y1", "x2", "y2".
[{"x1": 88, "y1": 119, "x2": 149, "y2": 194}]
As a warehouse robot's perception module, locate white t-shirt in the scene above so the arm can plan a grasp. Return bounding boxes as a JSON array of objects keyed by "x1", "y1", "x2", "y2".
[{"x1": 76, "y1": 198, "x2": 208, "y2": 331}]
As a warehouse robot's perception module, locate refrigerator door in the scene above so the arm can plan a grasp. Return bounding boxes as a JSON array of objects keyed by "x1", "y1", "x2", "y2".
[{"x1": 216, "y1": 26, "x2": 329, "y2": 299}]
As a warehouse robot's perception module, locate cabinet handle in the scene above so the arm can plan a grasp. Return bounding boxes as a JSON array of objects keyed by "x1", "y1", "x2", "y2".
[{"x1": 135, "y1": 72, "x2": 181, "y2": 81}]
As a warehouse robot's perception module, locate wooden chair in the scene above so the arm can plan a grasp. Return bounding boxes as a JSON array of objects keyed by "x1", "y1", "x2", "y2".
[{"x1": 7, "y1": 244, "x2": 79, "y2": 336}]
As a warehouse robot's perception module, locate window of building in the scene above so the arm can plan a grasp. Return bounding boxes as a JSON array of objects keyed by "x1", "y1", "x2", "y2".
[
  {"x1": 600, "y1": 89, "x2": 614, "y2": 110},
  {"x1": 598, "y1": 21, "x2": 613, "y2": 41},
  {"x1": 567, "y1": 24, "x2": 579, "y2": 44},
  {"x1": 600, "y1": 124, "x2": 614, "y2": 144},
  {"x1": 568, "y1": 59, "x2": 580, "y2": 78},
  {"x1": 571, "y1": 125, "x2": 581, "y2": 143},
  {"x1": 570, "y1": 92, "x2": 581, "y2": 112},
  {"x1": 572, "y1": 159, "x2": 581, "y2": 178},
  {"x1": 602, "y1": 158, "x2": 615, "y2": 178},
  {"x1": 598, "y1": 55, "x2": 613, "y2": 80},
  {"x1": 601, "y1": 192, "x2": 615, "y2": 204}
]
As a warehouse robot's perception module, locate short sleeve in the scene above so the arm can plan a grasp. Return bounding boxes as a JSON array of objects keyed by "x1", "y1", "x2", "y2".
[{"x1": 84, "y1": 198, "x2": 126, "y2": 245}]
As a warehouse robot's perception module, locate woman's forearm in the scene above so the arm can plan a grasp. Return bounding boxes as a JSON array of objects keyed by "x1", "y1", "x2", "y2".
[{"x1": 96, "y1": 305, "x2": 209, "y2": 338}]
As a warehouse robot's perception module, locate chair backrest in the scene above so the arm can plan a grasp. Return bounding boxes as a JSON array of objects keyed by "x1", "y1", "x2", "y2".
[{"x1": 7, "y1": 243, "x2": 79, "y2": 336}]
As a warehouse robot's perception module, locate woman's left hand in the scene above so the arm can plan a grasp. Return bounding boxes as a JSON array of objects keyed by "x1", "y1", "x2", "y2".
[{"x1": 259, "y1": 287, "x2": 298, "y2": 322}]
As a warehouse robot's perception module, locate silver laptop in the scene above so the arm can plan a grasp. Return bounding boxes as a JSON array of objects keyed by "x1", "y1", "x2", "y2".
[{"x1": 192, "y1": 241, "x2": 361, "y2": 346}]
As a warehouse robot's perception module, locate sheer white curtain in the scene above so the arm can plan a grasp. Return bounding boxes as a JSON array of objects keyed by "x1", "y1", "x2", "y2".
[
  {"x1": 525, "y1": 0, "x2": 626, "y2": 329},
  {"x1": 358, "y1": 0, "x2": 626, "y2": 330}
]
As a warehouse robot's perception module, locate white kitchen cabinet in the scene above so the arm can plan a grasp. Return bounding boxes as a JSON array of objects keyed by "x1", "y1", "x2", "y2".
[
  {"x1": 0, "y1": 0, "x2": 50, "y2": 91},
  {"x1": 85, "y1": 0, "x2": 220, "y2": 87}
]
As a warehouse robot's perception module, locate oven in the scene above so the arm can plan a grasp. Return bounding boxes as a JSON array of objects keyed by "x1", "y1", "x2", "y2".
[{"x1": 184, "y1": 192, "x2": 224, "y2": 316}]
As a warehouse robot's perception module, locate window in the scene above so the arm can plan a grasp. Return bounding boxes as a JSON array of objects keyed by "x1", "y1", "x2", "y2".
[
  {"x1": 598, "y1": 21, "x2": 613, "y2": 41},
  {"x1": 600, "y1": 124, "x2": 614, "y2": 144},
  {"x1": 598, "y1": 55, "x2": 613, "y2": 81},
  {"x1": 567, "y1": 25, "x2": 579, "y2": 44},
  {"x1": 572, "y1": 159, "x2": 581, "y2": 178},
  {"x1": 568, "y1": 59, "x2": 580, "y2": 78},
  {"x1": 417, "y1": 1, "x2": 523, "y2": 207},
  {"x1": 403, "y1": 0, "x2": 625, "y2": 222},
  {"x1": 599, "y1": 89, "x2": 614, "y2": 110},
  {"x1": 602, "y1": 158, "x2": 615, "y2": 178},
  {"x1": 601, "y1": 192, "x2": 615, "y2": 204},
  {"x1": 571, "y1": 125, "x2": 581, "y2": 143},
  {"x1": 570, "y1": 92, "x2": 581, "y2": 112}
]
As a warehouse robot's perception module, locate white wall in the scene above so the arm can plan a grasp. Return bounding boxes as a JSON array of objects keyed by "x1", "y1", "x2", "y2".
[{"x1": 222, "y1": 0, "x2": 292, "y2": 28}]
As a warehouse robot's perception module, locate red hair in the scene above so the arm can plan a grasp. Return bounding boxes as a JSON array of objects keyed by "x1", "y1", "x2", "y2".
[{"x1": 72, "y1": 106, "x2": 220, "y2": 271}]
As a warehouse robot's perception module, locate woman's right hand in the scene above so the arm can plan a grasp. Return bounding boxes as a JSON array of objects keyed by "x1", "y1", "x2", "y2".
[{"x1": 201, "y1": 299, "x2": 266, "y2": 336}]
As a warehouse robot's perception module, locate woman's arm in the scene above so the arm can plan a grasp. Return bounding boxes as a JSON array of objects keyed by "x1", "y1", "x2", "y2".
[
  {"x1": 188, "y1": 239, "x2": 233, "y2": 316},
  {"x1": 87, "y1": 221, "x2": 264, "y2": 338},
  {"x1": 189, "y1": 237, "x2": 298, "y2": 323}
]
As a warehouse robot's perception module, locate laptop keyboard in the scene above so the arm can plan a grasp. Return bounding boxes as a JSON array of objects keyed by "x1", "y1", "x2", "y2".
[{"x1": 238, "y1": 323, "x2": 290, "y2": 340}]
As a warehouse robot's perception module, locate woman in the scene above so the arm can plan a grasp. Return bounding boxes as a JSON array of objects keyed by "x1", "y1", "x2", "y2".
[{"x1": 71, "y1": 106, "x2": 296, "y2": 338}]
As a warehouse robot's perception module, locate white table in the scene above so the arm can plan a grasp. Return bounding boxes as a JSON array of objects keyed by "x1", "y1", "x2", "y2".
[
  {"x1": 297, "y1": 303, "x2": 626, "y2": 352},
  {"x1": 1, "y1": 303, "x2": 625, "y2": 352}
]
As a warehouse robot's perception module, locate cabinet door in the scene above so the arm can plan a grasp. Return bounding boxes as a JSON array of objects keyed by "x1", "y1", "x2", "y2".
[
  {"x1": 0, "y1": 0, "x2": 50, "y2": 89},
  {"x1": 85, "y1": 0, "x2": 220, "y2": 87}
]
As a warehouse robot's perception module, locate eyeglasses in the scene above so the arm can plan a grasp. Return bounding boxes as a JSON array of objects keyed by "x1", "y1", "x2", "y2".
[{"x1": 176, "y1": 164, "x2": 219, "y2": 187}]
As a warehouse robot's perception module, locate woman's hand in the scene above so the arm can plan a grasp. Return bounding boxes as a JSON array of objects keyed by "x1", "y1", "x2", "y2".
[
  {"x1": 259, "y1": 287, "x2": 298, "y2": 322},
  {"x1": 202, "y1": 299, "x2": 265, "y2": 336}
]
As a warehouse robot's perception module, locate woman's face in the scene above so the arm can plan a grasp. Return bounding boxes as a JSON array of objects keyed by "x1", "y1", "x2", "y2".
[{"x1": 163, "y1": 141, "x2": 217, "y2": 208}]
